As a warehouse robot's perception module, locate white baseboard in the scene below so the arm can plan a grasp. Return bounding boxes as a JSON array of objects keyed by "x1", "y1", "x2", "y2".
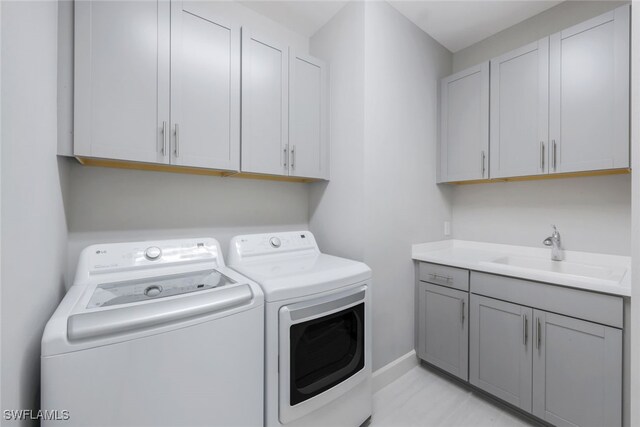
[{"x1": 372, "y1": 349, "x2": 419, "y2": 393}]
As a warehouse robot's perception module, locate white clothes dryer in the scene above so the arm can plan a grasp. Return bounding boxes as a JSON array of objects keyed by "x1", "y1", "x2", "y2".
[{"x1": 228, "y1": 231, "x2": 372, "y2": 427}]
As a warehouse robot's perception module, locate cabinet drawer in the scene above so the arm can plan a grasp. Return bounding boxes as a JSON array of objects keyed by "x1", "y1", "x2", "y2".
[
  {"x1": 471, "y1": 271, "x2": 623, "y2": 328},
  {"x1": 419, "y1": 263, "x2": 469, "y2": 292}
]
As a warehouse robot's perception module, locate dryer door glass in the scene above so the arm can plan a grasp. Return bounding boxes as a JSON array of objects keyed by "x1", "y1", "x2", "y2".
[{"x1": 289, "y1": 302, "x2": 365, "y2": 405}]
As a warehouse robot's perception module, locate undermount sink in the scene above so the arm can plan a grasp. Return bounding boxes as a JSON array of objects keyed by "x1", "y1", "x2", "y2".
[{"x1": 485, "y1": 255, "x2": 627, "y2": 283}]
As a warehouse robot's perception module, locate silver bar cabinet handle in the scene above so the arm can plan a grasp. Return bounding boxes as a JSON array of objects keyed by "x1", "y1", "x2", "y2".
[
  {"x1": 552, "y1": 140, "x2": 557, "y2": 171},
  {"x1": 522, "y1": 314, "x2": 528, "y2": 345},
  {"x1": 283, "y1": 146, "x2": 288, "y2": 168},
  {"x1": 461, "y1": 300, "x2": 465, "y2": 324},
  {"x1": 175, "y1": 124, "x2": 180, "y2": 157},
  {"x1": 291, "y1": 145, "x2": 296, "y2": 169},
  {"x1": 540, "y1": 141, "x2": 545, "y2": 171},
  {"x1": 481, "y1": 151, "x2": 486, "y2": 177},
  {"x1": 162, "y1": 121, "x2": 167, "y2": 155},
  {"x1": 537, "y1": 317, "x2": 541, "y2": 349},
  {"x1": 430, "y1": 273, "x2": 452, "y2": 283}
]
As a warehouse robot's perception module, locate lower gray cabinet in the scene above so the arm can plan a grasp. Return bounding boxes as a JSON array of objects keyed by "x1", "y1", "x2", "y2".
[
  {"x1": 469, "y1": 294, "x2": 533, "y2": 412},
  {"x1": 418, "y1": 282, "x2": 468, "y2": 380},
  {"x1": 532, "y1": 310, "x2": 622, "y2": 427},
  {"x1": 417, "y1": 266, "x2": 624, "y2": 427}
]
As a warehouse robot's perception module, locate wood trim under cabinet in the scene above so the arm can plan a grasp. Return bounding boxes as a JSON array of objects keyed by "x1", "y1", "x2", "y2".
[
  {"x1": 445, "y1": 168, "x2": 630, "y2": 185},
  {"x1": 75, "y1": 157, "x2": 322, "y2": 183}
]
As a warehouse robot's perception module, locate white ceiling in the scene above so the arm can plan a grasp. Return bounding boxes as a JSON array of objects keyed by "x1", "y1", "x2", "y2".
[
  {"x1": 388, "y1": 1, "x2": 562, "y2": 52},
  {"x1": 239, "y1": 1, "x2": 349, "y2": 38},
  {"x1": 240, "y1": 0, "x2": 563, "y2": 53}
]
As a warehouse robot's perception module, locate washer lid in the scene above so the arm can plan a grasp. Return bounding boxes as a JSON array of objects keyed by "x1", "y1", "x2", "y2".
[
  {"x1": 230, "y1": 253, "x2": 371, "y2": 302},
  {"x1": 86, "y1": 269, "x2": 235, "y2": 309}
]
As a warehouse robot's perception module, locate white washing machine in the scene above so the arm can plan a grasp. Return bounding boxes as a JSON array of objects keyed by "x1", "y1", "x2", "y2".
[
  {"x1": 228, "y1": 231, "x2": 372, "y2": 427},
  {"x1": 41, "y1": 238, "x2": 264, "y2": 427}
]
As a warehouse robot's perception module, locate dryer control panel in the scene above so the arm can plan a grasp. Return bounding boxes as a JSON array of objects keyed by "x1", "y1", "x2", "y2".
[{"x1": 228, "y1": 231, "x2": 319, "y2": 264}]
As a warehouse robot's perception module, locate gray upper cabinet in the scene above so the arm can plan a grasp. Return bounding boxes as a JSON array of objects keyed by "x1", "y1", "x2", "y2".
[
  {"x1": 75, "y1": 1, "x2": 240, "y2": 171},
  {"x1": 440, "y1": 4, "x2": 630, "y2": 183},
  {"x1": 490, "y1": 38, "x2": 549, "y2": 178},
  {"x1": 469, "y1": 294, "x2": 533, "y2": 412},
  {"x1": 241, "y1": 40, "x2": 329, "y2": 179},
  {"x1": 289, "y1": 51, "x2": 329, "y2": 180},
  {"x1": 418, "y1": 282, "x2": 468, "y2": 381},
  {"x1": 74, "y1": 2, "x2": 328, "y2": 180},
  {"x1": 532, "y1": 310, "x2": 622, "y2": 427},
  {"x1": 74, "y1": 0, "x2": 171, "y2": 164},
  {"x1": 549, "y1": 5, "x2": 630, "y2": 174},
  {"x1": 439, "y1": 62, "x2": 489, "y2": 183},
  {"x1": 171, "y1": 2, "x2": 240, "y2": 170},
  {"x1": 241, "y1": 30, "x2": 289, "y2": 176}
]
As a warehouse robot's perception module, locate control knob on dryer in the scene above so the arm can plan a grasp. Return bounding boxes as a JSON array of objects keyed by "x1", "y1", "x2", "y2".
[{"x1": 269, "y1": 237, "x2": 281, "y2": 248}]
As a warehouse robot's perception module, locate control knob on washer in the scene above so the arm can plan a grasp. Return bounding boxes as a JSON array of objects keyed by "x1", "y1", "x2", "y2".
[
  {"x1": 145, "y1": 246, "x2": 162, "y2": 260},
  {"x1": 145, "y1": 285, "x2": 162, "y2": 297}
]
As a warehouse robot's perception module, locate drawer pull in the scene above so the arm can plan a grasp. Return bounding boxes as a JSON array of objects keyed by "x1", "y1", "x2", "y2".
[{"x1": 430, "y1": 273, "x2": 453, "y2": 284}]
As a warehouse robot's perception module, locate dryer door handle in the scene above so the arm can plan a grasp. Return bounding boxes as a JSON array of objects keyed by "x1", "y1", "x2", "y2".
[
  {"x1": 284, "y1": 286, "x2": 367, "y2": 323},
  {"x1": 67, "y1": 285, "x2": 254, "y2": 341}
]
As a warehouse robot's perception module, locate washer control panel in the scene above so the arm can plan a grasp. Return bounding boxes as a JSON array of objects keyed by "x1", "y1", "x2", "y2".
[
  {"x1": 86, "y1": 239, "x2": 220, "y2": 274},
  {"x1": 87, "y1": 269, "x2": 235, "y2": 309}
]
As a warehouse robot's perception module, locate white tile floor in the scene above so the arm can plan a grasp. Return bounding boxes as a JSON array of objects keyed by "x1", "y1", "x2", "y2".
[{"x1": 370, "y1": 364, "x2": 539, "y2": 427}]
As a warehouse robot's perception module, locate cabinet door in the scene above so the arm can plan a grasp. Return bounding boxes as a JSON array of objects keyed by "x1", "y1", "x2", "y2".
[
  {"x1": 490, "y1": 39, "x2": 549, "y2": 178},
  {"x1": 439, "y1": 62, "x2": 489, "y2": 182},
  {"x1": 532, "y1": 310, "x2": 622, "y2": 427},
  {"x1": 470, "y1": 294, "x2": 532, "y2": 412},
  {"x1": 289, "y1": 51, "x2": 329, "y2": 180},
  {"x1": 549, "y1": 5, "x2": 629, "y2": 174},
  {"x1": 418, "y1": 283, "x2": 468, "y2": 381},
  {"x1": 241, "y1": 30, "x2": 288, "y2": 176},
  {"x1": 74, "y1": 1, "x2": 170, "y2": 163},
  {"x1": 171, "y1": 1, "x2": 240, "y2": 170}
]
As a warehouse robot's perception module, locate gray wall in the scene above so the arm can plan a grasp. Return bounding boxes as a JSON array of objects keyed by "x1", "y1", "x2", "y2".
[
  {"x1": 1, "y1": 1, "x2": 69, "y2": 423},
  {"x1": 450, "y1": 1, "x2": 631, "y2": 256},
  {"x1": 309, "y1": 2, "x2": 367, "y2": 261},
  {"x1": 66, "y1": 163, "x2": 309, "y2": 281},
  {"x1": 310, "y1": 1, "x2": 453, "y2": 371},
  {"x1": 452, "y1": 175, "x2": 631, "y2": 255},
  {"x1": 362, "y1": 1, "x2": 452, "y2": 371},
  {"x1": 630, "y1": 3, "x2": 640, "y2": 425}
]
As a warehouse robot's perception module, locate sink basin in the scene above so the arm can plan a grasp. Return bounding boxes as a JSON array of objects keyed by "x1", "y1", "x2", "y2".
[{"x1": 486, "y1": 255, "x2": 627, "y2": 283}]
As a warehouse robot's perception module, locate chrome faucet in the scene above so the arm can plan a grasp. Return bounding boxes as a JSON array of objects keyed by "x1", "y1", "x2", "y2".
[{"x1": 543, "y1": 225, "x2": 563, "y2": 261}]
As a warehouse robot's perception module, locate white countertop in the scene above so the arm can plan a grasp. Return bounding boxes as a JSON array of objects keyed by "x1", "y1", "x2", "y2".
[{"x1": 412, "y1": 240, "x2": 631, "y2": 297}]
